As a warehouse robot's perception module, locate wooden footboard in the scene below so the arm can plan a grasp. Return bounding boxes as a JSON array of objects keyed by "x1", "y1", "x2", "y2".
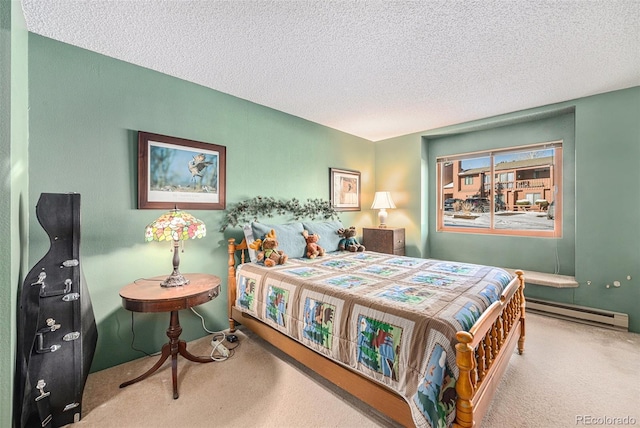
[
  {"x1": 453, "y1": 270, "x2": 525, "y2": 428},
  {"x1": 227, "y1": 238, "x2": 525, "y2": 427}
]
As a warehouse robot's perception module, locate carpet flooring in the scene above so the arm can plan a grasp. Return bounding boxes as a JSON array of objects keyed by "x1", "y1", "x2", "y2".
[{"x1": 67, "y1": 312, "x2": 639, "y2": 427}]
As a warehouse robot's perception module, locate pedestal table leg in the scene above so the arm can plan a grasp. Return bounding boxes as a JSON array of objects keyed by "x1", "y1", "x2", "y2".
[{"x1": 120, "y1": 310, "x2": 213, "y2": 398}]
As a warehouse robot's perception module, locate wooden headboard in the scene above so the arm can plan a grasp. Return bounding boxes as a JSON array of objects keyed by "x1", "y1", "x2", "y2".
[{"x1": 227, "y1": 238, "x2": 249, "y2": 332}]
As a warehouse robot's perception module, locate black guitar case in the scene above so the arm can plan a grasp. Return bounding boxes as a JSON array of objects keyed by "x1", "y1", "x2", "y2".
[{"x1": 14, "y1": 193, "x2": 98, "y2": 428}]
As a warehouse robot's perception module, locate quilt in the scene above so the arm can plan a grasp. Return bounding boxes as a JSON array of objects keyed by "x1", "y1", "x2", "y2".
[{"x1": 235, "y1": 251, "x2": 513, "y2": 428}]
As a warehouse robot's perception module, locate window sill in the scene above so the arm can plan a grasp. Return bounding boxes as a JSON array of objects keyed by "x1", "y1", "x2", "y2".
[{"x1": 504, "y1": 268, "x2": 578, "y2": 288}]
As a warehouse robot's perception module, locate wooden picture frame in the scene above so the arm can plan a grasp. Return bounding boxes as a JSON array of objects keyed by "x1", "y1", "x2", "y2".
[
  {"x1": 329, "y1": 168, "x2": 361, "y2": 211},
  {"x1": 137, "y1": 132, "x2": 226, "y2": 210}
]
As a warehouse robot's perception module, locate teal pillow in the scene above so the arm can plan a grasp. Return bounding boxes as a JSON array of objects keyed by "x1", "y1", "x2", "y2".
[
  {"x1": 302, "y1": 220, "x2": 345, "y2": 253},
  {"x1": 251, "y1": 222, "x2": 306, "y2": 259}
]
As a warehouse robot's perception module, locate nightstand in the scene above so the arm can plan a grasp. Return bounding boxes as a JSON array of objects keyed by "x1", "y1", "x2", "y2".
[
  {"x1": 119, "y1": 273, "x2": 220, "y2": 399},
  {"x1": 363, "y1": 227, "x2": 405, "y2": 255}
]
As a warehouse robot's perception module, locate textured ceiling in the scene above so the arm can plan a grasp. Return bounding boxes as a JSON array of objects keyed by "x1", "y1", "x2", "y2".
[{"x1": 21, "y1": 0, "x2": 640, "y2": 141}]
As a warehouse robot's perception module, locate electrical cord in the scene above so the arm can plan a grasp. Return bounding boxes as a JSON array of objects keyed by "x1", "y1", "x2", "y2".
[
  {"x1": 126, "y1": 277, "x2": 163, "y2": 357},
  {"x1": 129, "y1": 312, "x2": 152, "y2": 357},
  {"x1": 190, "y1": 307, "x2": 240, "y2": 362},
  {"x1": 190, "y1": 307, "x2": 218, "y2": 334}
]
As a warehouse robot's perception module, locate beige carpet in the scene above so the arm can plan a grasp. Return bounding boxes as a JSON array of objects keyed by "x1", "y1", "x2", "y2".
[{"x1": 68, "y1": 313, "x2": 639, "y2": 428}]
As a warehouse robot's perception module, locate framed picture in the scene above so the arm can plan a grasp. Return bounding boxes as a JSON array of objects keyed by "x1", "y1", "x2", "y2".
[
  {"x1": 137, "y1": 131, "x2": 226, "y2": 210},
  {"x1": 329, "y1": 168, "x2": 361, "y2": 211}
]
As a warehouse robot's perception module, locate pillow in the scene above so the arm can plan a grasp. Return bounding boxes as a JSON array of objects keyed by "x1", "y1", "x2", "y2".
[
  {"x1": 251, "y1": 222, "x2": 306, "y2": 259},
  {"x1": 302, "y1": 220, "x2": 345, "y2": 253}
]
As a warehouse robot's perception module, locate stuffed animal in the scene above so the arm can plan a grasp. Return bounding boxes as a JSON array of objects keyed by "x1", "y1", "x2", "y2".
[
  {"x1": 302, "y1": 230, "x2": 325, "y2": 259},
  {"x1": 337, "y1": 227, "x2": 365, "y2": 252},
  {"x1": 252, "y1": 229, "x2": 288, "y2": 267}
]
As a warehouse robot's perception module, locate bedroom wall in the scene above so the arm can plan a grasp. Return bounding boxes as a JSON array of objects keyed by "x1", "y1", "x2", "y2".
[
  {"x1": 27, "y1": 34, "x2": 375, "y2": 372},
  {"x1": 426, "y1": 110, "x2": 576, "y2": 271},
  {"x1": 16, "y1": 29, "x2": 640, "y2": 389},
  {"x1": 373, "y1": 136, "x2": 427, "y2": 256},
  {"x1": 375, "y1": 86, "x2": 640, "y2": 333},
  {"x1": 1, "y1": 1, "x2": 29, "y2": 426}
]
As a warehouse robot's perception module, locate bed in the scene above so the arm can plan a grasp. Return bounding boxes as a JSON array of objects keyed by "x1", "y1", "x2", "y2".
[{"x1": 226, "y1": 221, "x2": 525, "y2": 428}]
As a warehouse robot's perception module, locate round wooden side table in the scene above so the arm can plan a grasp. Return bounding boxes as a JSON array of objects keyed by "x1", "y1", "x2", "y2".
[{"x1": 118, "y1": 273, "x2": 221, "y2": 399}]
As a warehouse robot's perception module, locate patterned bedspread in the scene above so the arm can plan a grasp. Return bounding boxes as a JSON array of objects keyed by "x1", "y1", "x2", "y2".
[{"x1": 235, "y1": 251, "x2": 513, "y2": 428}]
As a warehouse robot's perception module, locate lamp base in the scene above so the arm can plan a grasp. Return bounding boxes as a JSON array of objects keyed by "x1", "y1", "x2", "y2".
[
  {"x1": 161, "y1": 271, "x2": 190, "y2": 287},
  {"x1": 378, "y1": 209, "x2": 388, "y2": 228}
]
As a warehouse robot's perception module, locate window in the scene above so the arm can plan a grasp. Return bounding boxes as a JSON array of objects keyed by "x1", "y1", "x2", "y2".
[
  {"x1": 437, "y1": 141, "x2": 562, "y2": 237},
  {"x1": 497, "y1": 172, "x2": 514, "y2": 189}
]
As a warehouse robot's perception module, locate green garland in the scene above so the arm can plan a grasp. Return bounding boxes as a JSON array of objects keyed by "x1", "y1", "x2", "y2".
[{"x1": 220, "y1": 196, "x2": 340, "y2": 231}]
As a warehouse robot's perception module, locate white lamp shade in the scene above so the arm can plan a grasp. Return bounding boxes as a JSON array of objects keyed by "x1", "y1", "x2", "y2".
[
  {"x1": 371, "y1": 192, "x2": 395, "y2": 228},
  {"x1": 371, "y1": 192, "x2": 396, "y2": 209}
]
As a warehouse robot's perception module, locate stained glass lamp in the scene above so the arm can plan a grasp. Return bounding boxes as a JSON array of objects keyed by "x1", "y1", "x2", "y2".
[{"x1": 145, "y1": 208, "x2": 206, "y2": 287}]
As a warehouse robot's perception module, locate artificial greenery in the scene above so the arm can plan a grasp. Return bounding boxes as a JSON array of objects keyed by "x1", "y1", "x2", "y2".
[{"x1": 220, "y1": 196, "x2": 340, "y2": 231}]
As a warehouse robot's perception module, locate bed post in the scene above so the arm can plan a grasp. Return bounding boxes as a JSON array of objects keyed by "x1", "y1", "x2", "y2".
[
  {"x1": 454, "y1": 331, "x2": 474, "y2": 428},
  {"x1": 516, "y1": 269, "x2": 526, "y2": 354},
  {"x1": 227, "y1": 238, "x2": 238, "y2": 333}
]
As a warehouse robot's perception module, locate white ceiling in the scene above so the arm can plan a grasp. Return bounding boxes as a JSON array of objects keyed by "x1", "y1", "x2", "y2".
[{"x1": 21, "y1": 0, "x2": 640, "y2": 141}]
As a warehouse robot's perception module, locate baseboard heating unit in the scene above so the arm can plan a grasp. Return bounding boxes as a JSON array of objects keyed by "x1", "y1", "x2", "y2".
[{"x1": 526, "y1": 298, "x2": 629, "y2": 331}]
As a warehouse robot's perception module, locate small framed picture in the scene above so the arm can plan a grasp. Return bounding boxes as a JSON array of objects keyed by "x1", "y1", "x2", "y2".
[
  {"x1": 137, "y1": 131, "x2": 226, "y2": 210},
  {"x1": 329, "y1": 168, "x2": 361, "y2": 211}
]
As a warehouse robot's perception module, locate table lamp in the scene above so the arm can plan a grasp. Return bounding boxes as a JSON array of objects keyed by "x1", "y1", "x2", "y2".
[
  {"x1": 145, "y1": 208, "x2": 206, "y2": 287},
  {"x1": 371, "y1": 191, "x2": 396, "y2": 228}
]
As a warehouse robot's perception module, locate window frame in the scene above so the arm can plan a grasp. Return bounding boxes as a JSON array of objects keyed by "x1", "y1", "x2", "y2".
[{"x1": 436, "y1": 141, "x2": 563, "y2": 238}]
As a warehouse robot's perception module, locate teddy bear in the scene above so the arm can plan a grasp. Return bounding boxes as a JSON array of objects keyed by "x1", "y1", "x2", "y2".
[
  {"x1": 337, "y1": 227, "x2": 365, "y2": 252},
  {"x1": 250, "y1": 229, "x2": 288, "y2": 267},
  {"x1": 302, "y1": 230, "x2": 325, "y2": 259}
]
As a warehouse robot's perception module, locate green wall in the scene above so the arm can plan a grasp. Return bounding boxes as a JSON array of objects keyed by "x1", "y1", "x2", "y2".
[
  {"x1": 373, "y1": 136, "x2": 425, "y2": 256},
  {"x1": 0, "y1": 5, "x2": 11, "y2": 423},
  {"x1": 1, "y1": 0, "x2": 29, "y2": 426},
  {"x1": 27, "y1": 34, "x2": 375, "y2": 372},
  {"x1": 572, "y1": 88, "x2": 640, "y2": 321},
  {"x1": 376, "y1": 87, "x2": 640, "y2": 332},
  {"x1": 427, "y1": 111, "x2": 576, "y2": 271}
]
